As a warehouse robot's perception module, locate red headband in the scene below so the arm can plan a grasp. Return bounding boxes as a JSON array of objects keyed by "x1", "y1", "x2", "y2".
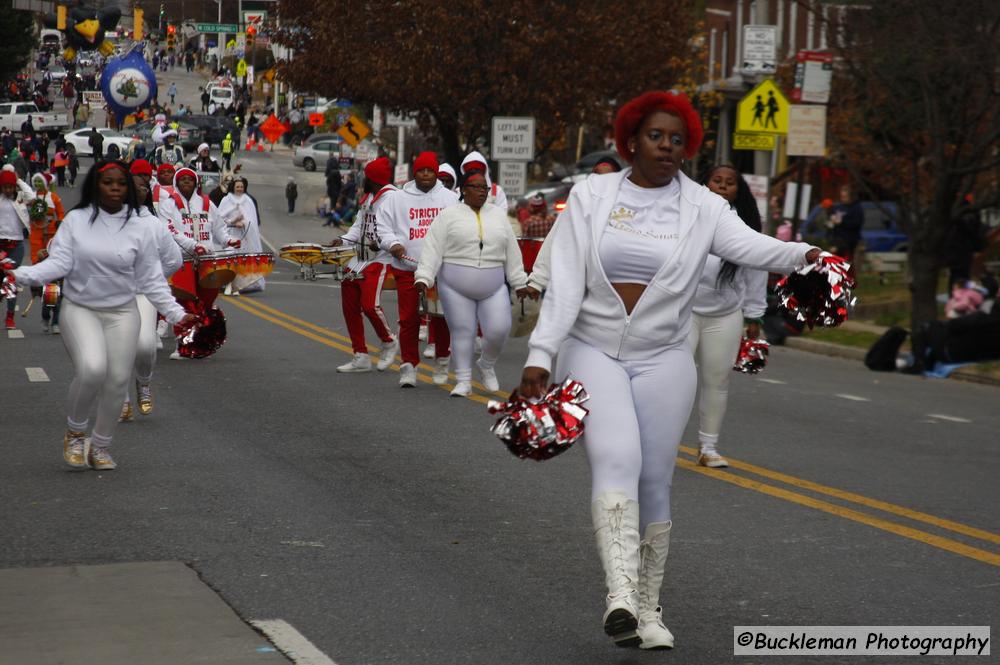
[{"x1": 98, "y1": 163, "x2": 127, "y2": 174}]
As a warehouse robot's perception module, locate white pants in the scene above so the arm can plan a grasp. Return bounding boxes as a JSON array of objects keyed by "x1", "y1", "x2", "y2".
[
  {"x1": 60, "y1": 298, "x2": 140, "y2": 448},
  {"x1": 437, "y1": 263, "x2": 510, "y2": 382},
  {"x1": 556, "y1": 336, "x2": 697, "y2": 532},
  {"x1": 688, "y1": 310, "x2": 744, "y2": 449},
  {"x1": 134, "y1": 295, "x2": 158, "y2": 385}
]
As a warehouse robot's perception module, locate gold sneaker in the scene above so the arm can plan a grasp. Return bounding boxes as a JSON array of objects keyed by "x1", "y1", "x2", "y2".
[
  {"x1": 63, "y1": 430, "x2": 89, "y2": 469},
  {"x1": 88, "y1": 446, "x2": 117, "y2": 471},
  {"x1": 697, "y1": 451, "x2": 729, "y2": 468},
  {"x1": 119, "y1": 401, "x2": 134, "y2": 422},
  {"x1": 136, "y1": 381, "x2": 153, "y2": 415}
]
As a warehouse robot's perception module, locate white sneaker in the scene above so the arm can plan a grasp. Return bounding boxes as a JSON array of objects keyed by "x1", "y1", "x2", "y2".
[
  {"x1": 337, "y1": 353, "x2": 372, "y2": 373},
  {"x1": 418, "y1": 324, "x2": 428, "y2": 342},
  {"x1": 433, "y1": 356, "x2": 449, "y2": 385},
  {"x1": 156, "y1": 319, "x2": 168, "y2": 338},
  {"x1": 476, "y1": 358, "x2": 500, "y2": 392},
  {"x1": 170, "y1": 350, "x2": 188, "y2": 360},
  {"x1": 156, "y1": 336, "x2": 163, "y2": 349},
  {"x1": 376, "y1": 338, "x2": 398, "y2": 371},
  {"x1": 475, "y1": 336, "x2": 483, "y2": 353},
  {"x1": 450, "y1": 381, "x2": 472, "y2": 397},
  {"x1": 422, "y1": 343, "x2": 435, "y2": 359},
  {"x1": 51, "y1": 324, "x2": 60, "y2": 335},
  {"x1": 398, "y1": 362, "x2": 417, "y2": 387}
]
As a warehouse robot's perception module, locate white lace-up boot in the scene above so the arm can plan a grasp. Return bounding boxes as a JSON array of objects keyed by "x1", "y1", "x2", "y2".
[
  {"x1": 637, "y1": 521, "x2": 675, "y2": 649},
  {"x1": 592, "y1": 492, "x2": 641, "y2": 647}
]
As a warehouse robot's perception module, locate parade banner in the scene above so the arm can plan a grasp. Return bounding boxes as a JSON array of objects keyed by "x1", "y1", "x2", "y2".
[{"x1": 100, "y1": 47, "x2": 157, "y2": 123}]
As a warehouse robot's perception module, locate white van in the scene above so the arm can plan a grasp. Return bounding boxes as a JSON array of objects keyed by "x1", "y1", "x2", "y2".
[
  {"x1": 40, "y1": 29, "x2": 62, "y2": 53},
  {"x1": 209, "y1": 86, "x2": 235, "y2": 110}
]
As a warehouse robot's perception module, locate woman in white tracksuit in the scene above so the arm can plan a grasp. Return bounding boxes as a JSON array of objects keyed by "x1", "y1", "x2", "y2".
[
  {"x1": 689, "y1": 165, "x2": 768, "y2": 468},
  {"x1": 460, "y1": 151, "x2": 508, "y2": 211},
  {"x1": 5, "y1": 160, "x2": 194, "y2": 471},
  {"x1": 121, "y1": 168, "x2": 184, "y2": 420},
  {"x1": 415, "y1": 170, "x2": 532, "y2": 396},
  {"x1": 518, "y1": 92, "x2": 819, "y2": 650}
]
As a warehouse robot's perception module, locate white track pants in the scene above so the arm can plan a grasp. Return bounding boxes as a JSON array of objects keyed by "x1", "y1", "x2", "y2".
[
  {"x1": 556, "y1": 336, "x2": 697, "y2": 532},
  {"x1": 60, "y1": 298, "x2": 140, "y2": 448},
  {"x1": 688, "y1": 310, "x2": 744, "y2": 449},
  {"x1": 437, "y1": 263, "x2": 510, "y2": 382}
]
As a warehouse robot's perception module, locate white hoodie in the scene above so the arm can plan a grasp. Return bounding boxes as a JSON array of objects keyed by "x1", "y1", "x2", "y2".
[
  {"x1": 460, "y1": 151, "x2": 508, "y2": 211},
  {"x1": 525, "y1": 170, "x2": 813, "y2": 372},
  {"x1": 341, "y1": 184, "x2": 395, "y2": 271},
  {"x1": 692, "y1": 256, "x2": 768, "y2": 319},
  {"x1": 158, "y1": 182, "x2": 231, "y2": 256},
  {"x1": 375, "y1": 180, "x2": 459, "y2": 271}
]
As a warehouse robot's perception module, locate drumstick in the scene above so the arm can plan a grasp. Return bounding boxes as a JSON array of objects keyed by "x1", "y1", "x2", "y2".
[{"x1": 21, "y1": 296, "x2": 35, "y2": 317}]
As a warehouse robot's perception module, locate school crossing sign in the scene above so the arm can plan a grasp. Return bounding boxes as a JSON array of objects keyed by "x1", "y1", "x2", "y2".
[{"x1": 736, "y1": 78, "x2": 789, "y2": 135}]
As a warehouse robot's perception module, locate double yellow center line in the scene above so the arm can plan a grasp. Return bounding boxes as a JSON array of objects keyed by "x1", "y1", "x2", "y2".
[{"x1": 226, "y1": 294, "x2": 1000, "y2": 568}]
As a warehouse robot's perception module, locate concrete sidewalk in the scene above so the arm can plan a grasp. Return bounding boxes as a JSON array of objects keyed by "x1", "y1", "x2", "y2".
[{"x1": 0, "y1": 562, "x2": 288, "y2": 665}]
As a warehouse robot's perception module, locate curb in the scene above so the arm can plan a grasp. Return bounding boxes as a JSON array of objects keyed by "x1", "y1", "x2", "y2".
[{"x1": 782, "y1": 337, "x2": 1000, "y2": 388}]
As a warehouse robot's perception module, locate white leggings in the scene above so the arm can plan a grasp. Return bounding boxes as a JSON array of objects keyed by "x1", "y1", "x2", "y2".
[
  {"x1": 437, "y1": 263, "x2": 511, "y2": 382},
  {"x1": 556, "y1": 336, "x2": 697, "y2": 532},
  {"x1": 134, "y1": 295, "x2": 158, "y2": 386},
  {"x1": 60, "y1": 298, "x2": 140, "y2": 448},
  {"x1": 688, "y1": 310, "x2": 744, "y2": 449}
]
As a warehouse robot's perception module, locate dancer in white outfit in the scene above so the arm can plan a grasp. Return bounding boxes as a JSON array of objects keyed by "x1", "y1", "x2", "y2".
[
  {"x1": 217, "y1": 177, "x2": 264, "y2": 292},
  {"x1": 4, "y1": 160, "x2": 195, "y2": 471},
  {"x1": 689, "y1": 165, "x2": 768, "y2": 468},
  {"x1": 415, "y1": 170, "x2": 531, "y2": 396},
  {"x1": 517, "y1": 92, "x2": 819, "y2": 649}
]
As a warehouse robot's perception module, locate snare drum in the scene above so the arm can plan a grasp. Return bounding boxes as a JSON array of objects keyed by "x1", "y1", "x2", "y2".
[
  {"x1": 517, "y1": 237, "x2": 545, "y2": 273},
  {"x1": 197, "y1": 254, "x2": 238, "y2": 289},
  {"x1": 169, "y1": 259, "x2": 198, "y2": 300},
  {"x1": 419, "y1": 285, "x2": 446, "y2": 318},
  {"x1": 42, "y1": 283, "x2": 60, "y2": 306},
  {"x1": 232, "y1": 253, "x2": 276, "y2": 291},
  {"x1": 279, "y1": 243, "x2": 325, "y2": 265},
  {"x1": 320, "y1": 246, "x2": 356, "y2": 266}
]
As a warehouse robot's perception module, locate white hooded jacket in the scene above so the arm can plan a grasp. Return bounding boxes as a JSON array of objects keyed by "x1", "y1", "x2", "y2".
[
  {"x1": 375, "y1": 179, "x2": 459, "y2": 271},
  {"x1": 461, "y1": 151, "x2": 508, "y2": 211}
]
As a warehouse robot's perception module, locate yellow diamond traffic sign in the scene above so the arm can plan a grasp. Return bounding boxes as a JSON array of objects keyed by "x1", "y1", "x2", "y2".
[
  {"x1": 337, "y1": 115, "x2": 371, "y2": 148},
  {"x1": 737, "y1": 78, "x2": 789, "y2": 135}
]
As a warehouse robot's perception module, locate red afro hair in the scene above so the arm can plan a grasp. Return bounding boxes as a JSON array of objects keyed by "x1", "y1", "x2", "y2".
[{"x1": 614, "y1": 90, "x2": 704, "y2": 162}]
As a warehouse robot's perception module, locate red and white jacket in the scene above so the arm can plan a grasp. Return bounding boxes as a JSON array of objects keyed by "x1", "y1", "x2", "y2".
[
  {"x1": 157, "y1": 190, "x2": 231, "y2": 256},
  {"x1": 343, "y1": 184, "x2": 395, "y2": 272},
  {"x1": 375, "y1": 180, "x2": 459, "y2": 271},
  {"x1": 151, "y1": 183, "x2": 176, "y2": 215}
]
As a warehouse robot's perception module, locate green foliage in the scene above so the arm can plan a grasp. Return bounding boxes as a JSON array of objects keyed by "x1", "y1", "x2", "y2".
[{"x1": 0, "y1": 6, "x2": 36, "y2": 85}]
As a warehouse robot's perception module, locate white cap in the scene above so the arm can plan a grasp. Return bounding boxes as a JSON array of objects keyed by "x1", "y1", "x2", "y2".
[
  {"x1": 197, "y1": 143, "x2": 210, "y2": 153},
  {"x1": 162, "y1": 129, "x2": 178, "y2": 139}
]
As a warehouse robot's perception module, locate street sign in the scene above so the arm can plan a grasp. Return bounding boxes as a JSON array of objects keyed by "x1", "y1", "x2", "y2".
[
  {"x1": 308, "y1": 113, "x2": 325, "y2": 127},
  {"x1": 236, "y1": 59, "x2": 247, "y2": 78},
  {"x1": 736, "y1": 78, "x2": 789, "y2": 135},
  {"x1": 258, "y1": 115, "x2": 287, "y2": 144},
  {"x1": 393, "y1": 164, "x2": 409, "y2": 187},
  {"x1": 498, "y1": 161, "x2": 527, "y2": 197},
  {"x1": 743, "y1": 174, "x2": 770, "y2": 220},
  {"x1": 196, "y1": 23, "x2": 238, "y2": 33},
  {"x1": 742, "y1": 24, "x2": 777, "y2": 74},
  {"x1": 792, "y1": 50, "x2": 834, "y2": 104},
  {"x1": 733, "y1": 132, "x2": 776, "y2": 151},
  {"x1": 242, "y1": 11, "x2": 266, "y2": 28},
  {"x1": 337, "y1": 115, "x2": 371, "y2": 148},
  {"x1": 385, "y1": 111, "x2": 417, "y2": 128},
  {"x1": 786, "y1": 105, "x2": 828, "y2": 156},
  {"x1": 491, "y1": 116, "x2": 536, "y2": 161}
]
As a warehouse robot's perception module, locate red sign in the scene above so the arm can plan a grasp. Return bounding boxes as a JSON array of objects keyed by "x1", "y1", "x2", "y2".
[
  {"x1": 258, "y1": 114, "x2": 287, "y2": 144},
  {"x1": 308, "y1": 113, "x2": 325, "y2": 127}
]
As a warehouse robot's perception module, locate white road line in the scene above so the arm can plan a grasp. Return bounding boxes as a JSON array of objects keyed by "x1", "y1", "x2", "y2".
[
  {"x1": 251, "y1": 619, "x2": 338, "y2": 665},
  {"x1": 25, "y1": 367, "x2": 49, "y2": 382},
  {"x1": 756, "y1": 378, "x2": 786, "y2": 384},
  {"x1": 835, "y1": 393, "x2": 870, "y2": 402},
  {"x1": 927, "y1": 413, "x2": 972, "y2": 423},
  {"x1": 7, "y1": 329, "x2": 25, "y2": 339}
]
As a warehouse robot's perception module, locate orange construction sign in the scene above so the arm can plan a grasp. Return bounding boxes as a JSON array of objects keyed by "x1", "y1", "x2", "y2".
[
  {"x1": 258, "y1": 115, "x2": 287, "y2": 144},
  {"x1": 308, "y1": 113, "x2": 325, "y2": 127}
]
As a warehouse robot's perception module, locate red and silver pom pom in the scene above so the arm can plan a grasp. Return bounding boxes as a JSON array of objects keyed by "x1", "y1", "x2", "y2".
[
  {"x1": 487, "y1": 378, "x2": 590, "y2": 461},
  {"x1": 775, "y1": 251, "x2": 856, "y2": 328},
  {"x1": 177, "y1": 306, "x2": 227, "y2": 359},
  {"x1": 1, "y1": 274, "x2": 16, "y2": 301},
  {"x1": 733, "y1": 336, "x2": 770, "y2": 374}
]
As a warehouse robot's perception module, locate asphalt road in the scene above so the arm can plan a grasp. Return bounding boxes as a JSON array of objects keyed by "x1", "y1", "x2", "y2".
[{"x1": 1, "y1": 68, "x2": 997, "y2": 665}]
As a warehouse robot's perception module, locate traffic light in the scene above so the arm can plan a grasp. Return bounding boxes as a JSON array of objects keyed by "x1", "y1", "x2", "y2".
[
  {"x1": 133, "y1": 7, "x2": 144, "y2": 41},
  {"x1": 166, "y1": 24, "x2": 176, "y2": 51},
  {"x1": 246, "y1": 25, "x2": 256, "y2": 50}
]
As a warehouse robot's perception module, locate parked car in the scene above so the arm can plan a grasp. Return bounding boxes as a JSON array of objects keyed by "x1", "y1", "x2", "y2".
[
  {"x1": 184, "y1": 114, "x2": 238, "y2": 148},
  {"x1": 293, "y1": 139, "x2": 340, "y2": 171},
  {"x1": 575, "y1": 149, "x2": 621, "y2": 174},
  {"x1": 304, "y1": 132, "x2": 340, "y2": 145},
  {"x1": 799, "y1": 201, "x2": 906, "y2": 252},
  {"x1": 0, "y1": 102, "x2": 70, "y2": 134},
  {"x1": 63, "y1": 127, "x2": 135, "y2": 157},
  {"x1": 522, "y1": 181, "x2": 573, "y2": 215}
]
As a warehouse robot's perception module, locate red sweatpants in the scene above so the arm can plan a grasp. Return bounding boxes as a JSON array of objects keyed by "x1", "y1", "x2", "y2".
[
  {"x1": 391, "y1": 268, "x2": 421, "y2": 366},
  {"x1": 342, "y1": 262, "x2": 395, "y2": 353}
]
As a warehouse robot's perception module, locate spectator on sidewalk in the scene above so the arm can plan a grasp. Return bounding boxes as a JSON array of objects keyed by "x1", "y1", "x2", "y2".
[
  {"x1": 285, "y1": 177, "x2": 298, "y2": 214},
  {"x1": 168, "y1": 82, "x2": 177, "y2": 105}
]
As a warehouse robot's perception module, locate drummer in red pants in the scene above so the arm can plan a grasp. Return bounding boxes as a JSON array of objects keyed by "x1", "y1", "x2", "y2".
[
  {"x1": 157, "y1": 167, "x2": 241, "y2": 358},
  {"x1": 331, "y1": 157, "x2": 400, "y2": 373}
]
